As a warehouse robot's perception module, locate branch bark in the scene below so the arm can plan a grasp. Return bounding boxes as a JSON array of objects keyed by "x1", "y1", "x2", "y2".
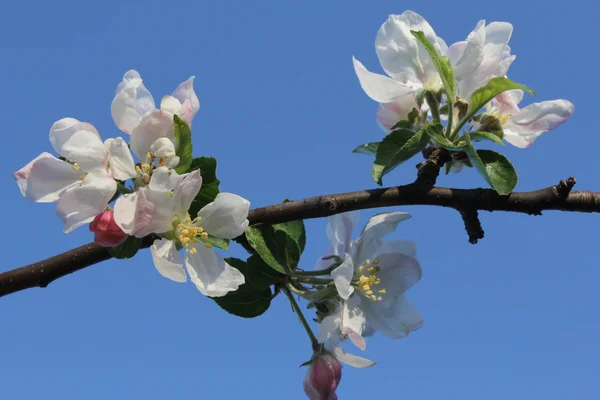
[{"x1": 1, "y1": 175, "x2": 599, "y2": 298}]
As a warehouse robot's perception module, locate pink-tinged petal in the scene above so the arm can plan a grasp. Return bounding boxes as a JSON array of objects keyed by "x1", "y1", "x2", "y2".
[
  {"x1": 326, "y1": 211, "x2": 359, "y2": 258},
  {"x1": 493, "y1": 89, "x2": 524, "y2": 115},
  {"x1": 353, "y1": 212, "x2": 412, "y2": 265},
  {"x1": 185, "y1": 245, "x2": 245, "y2": 297},
  {"x1": 328, "y1": 339, "x2": 376, "y2": 368},
  {"x1": 446, "y1": 41, "x2": 467, "y2": 66},
  {"x1": 113, "y1": 188, "x2": 174, "y2": 237},
  {"x1": 503, "y1": 130, "x2": 543, "y2": 148},
  {"x1": 49, "y1": 118, "x2": 101, "y2": 156},
  {"x1": 360, "y1": 295, "x2": 423, "y2": 339},
  {"x1": 171, "y1": 76, "x2": 200, "y2": 126},
  {"x1": 331, "y1": 256, "x2": 355, "y2": 300},
  {"x1": 129, "y1": 110, "x2": 175, "y2": 160},
  {"x1": 111, "y1": 70, "x2": 156, "y2": 134},
  {"x1": 148, "y1": 166, "x2": 182, "y2": 192},
  {"x1": 60, "y1": 130, "x2": 108, "y2": 172},
  {"x1": 14, "y1": 152, "x2": 81, "y2": 202},
  {"x1": 373, "y1": 252, "x2": 422, "y2": 296},
  {"x1": 159, "y1": 95, "x2": 182, "y2": 116},
  {"x1": 105, "y1": 137, "x2": 137, "y2": 180},
  {"x1": 150, "y1": 238, "x2": 186, "y2": 283},
  {"x1": 376, "y1": 94, "x2": 419, "y2": 132},
  {"x1": 197, "y1": 193, "x2": 250, "y2": 239},
  {"x1": 89, "y1": 211, "x2": 127, "y2": 247},
  {"x1": 173, "y1": 170, "x2": 202, "y2": 219},
  {"x1": 341, "y1": 296, "x2": 366, "y2": 351},
  {"x1": 303, "y1": 352, "x2": 342, "y2": 400},
  {"x1": 56, "y1": 170, "x2": 116, "y2": 233},
  {"x1": 375, "y1": 11, "x2": 441, "y2": 86},
  {"x1": 353, "y1": 57, "x2": 417, "y2": 103},
  {"x1": 317, "y1": 306, "x2": 342, "y2": 343},
  {"x1": 453, "y1": 20, "x2": 485, "y2": 81}
]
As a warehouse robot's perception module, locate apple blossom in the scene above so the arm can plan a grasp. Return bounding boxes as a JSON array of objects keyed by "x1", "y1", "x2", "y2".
[
  {"x1": 317, "y1": 211, "x2": 423, "y2": 352},
  {"x1": 89, "y1": 211, "x2": 127, "y2": 247},
  {"x1": 303, "y1": 352, "x2": 342, "y2": 400},
  {"x1": 14, "y1": 118, "x2": 136, "y2": 232},
  {"x1": 482, "y1": 89, "x2": 574, "y2": 148}
]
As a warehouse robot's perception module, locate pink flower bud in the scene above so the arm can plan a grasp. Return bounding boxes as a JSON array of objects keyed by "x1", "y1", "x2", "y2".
[
  {"x1": 89, "y1": 211, "x2": 127, "y2": 247},
  {"x1": 303, "y1": 352, "x2": 342, "y2": 400}
]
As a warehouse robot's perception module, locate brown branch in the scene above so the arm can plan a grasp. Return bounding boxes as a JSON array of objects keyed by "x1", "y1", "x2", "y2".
[{"x1": 1, "y1": 176, "x2": 599, "y2": 298}]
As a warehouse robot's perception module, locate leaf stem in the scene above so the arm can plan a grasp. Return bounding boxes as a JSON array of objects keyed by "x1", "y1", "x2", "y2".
[
  {"x1": 283, "y1": 285, "x2": 319, "y2": 351},
  {"x1": 295, "y1": 277, "x2": 333, "y2": 285}
]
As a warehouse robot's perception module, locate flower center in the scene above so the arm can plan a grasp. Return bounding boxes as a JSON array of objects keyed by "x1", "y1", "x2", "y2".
[
  {"x1": 72, "y1": 163, "x2": 87, "y2": 180},
  {"x1": 176, "y1": 215, "x2": 212, "y2": 254},
  {"x1": 355, "y1": 259, "x2": 386, "y2": 301},
  {"x1": 135, "y1": 151, "x2": 171, "y2": 186}
]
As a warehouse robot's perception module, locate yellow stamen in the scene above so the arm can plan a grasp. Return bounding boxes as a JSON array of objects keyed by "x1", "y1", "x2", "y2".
[
  {"x1": 378, "y1": 289, "x2": 386, "y2": 294},
  {"x1": 200, "y1": 232, "x2": 208, "y2": 240},
  {"x1": 72, "y1": 163, "x2": 80, "y2": 171},
  {"x1": 204, "y1": 243, "x2": 213, "y2": 249}
]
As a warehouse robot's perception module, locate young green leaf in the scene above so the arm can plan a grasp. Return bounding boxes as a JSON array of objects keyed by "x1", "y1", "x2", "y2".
[
  {"x1": 372, "y1": 125, "x2": 432, "y2": 185},
  {"x1": 470, "y1": 131, "x2": 504, "y2": 146},
  {"x1": 245, "y1": 223, "x2": 303, "y2": 274},
  {"x1": 173, "y1": 115, "x2": 193, "y2": 174},
  {"x1": 204, "y1": 235, "x2": 230, "y2": 250},
  {"x1": 187, "y1": 157, "x2": 221, "y2": 217},
  {"x1": 352, "y1": 142, "x2": 380, "y2": 156},
  {"x1": 107, "y1": 236, "x2": 143, "y2": 259},
  {"x1": 411, "y1": 31, "x2": 456, "y2": 102},
  {"x1": 424, "y1": 123, "x2": 463, "y2": 150}
]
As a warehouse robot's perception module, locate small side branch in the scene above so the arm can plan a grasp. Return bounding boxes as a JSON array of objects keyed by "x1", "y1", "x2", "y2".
[{"x1": 459, "y1": 209, "x2": 484, "y2": 244}]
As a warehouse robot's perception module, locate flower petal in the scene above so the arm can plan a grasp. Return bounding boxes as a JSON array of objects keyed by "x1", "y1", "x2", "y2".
[
  {"x1": 56, "y1": 170, "x2": 116, "y2": 232},
  {"x1": 173, "y1": 170, "x2": 203, "y2": 219},
  {"x1": 129, "y1": 110, "x2": 176, "y2": 160},
  {"x1": 105, "y1": 137, "x2": 137, "y2": 180},
  {"x1": 317, "y1": 306, "x2": 342, "y2": 343},
  {"x1": 49, "y1": 118, "x2": 101, "y2": 156},
  {"x1": 148, "y1": 166, "x2": 182, "y2": 192},
  {"x1": 373, "y1": 252, "x2": 422, "y2": 296},
  {"x1": 453, "y1": 20, "x2": 485, "y2": 81},
  {"x1": 111, "y1": 70, "x2": 156, "y2": 134},
  {"x1": 14, "y1": 152, "x2": 81, "y2": 202},
  {"x1": 353, "y1": 212, "x2": 412, "y2": 265},
  {"x1": 170, "y1": 76, "x2": 200, "y2": 126},
  {"x1": 326, "y1": 211, "x2": 359, "y2": 258},
  {"x1": 341, "y1": 295, "x2": 366, "y2": 351},
  {"x1": 376, "y1": 238, "x2": 417, "y2": 258},
  {"x1": 493, "y1": 89, "x2": 524, "y2": 115},
  {"x1": 328, "y1": 339, "x2": 376, "y2": 368},
  {"x1": 375, "y1": 11, "x2": 441, "y2": 86},
  {"x1": 60, "y1": 130, "x2": 108, "y2": 172},
  {"x1": 113, "y1": 188, "x2": 175, "y2": 237},
  {"x1": 353, "y1": 57, "x2": 416, "y2": 103},
  {"x1": 197, "y1": 193, "x2": 250, "y2": 239},
  {"x1": 376, "y1": 95, "x2": 419, "y2": 132},
  {"x1": 150, "y1": 238, "x2": 186, "y2": 283},
  {"x1": 361, "y1": 295, "x2": 423, "y2": 339},
  {"x1": 185, "y1": 245, "x2": 245, "y2": 297},
  {"x1": 331, "y1": 256, "x2": 355, "y2": 300}
]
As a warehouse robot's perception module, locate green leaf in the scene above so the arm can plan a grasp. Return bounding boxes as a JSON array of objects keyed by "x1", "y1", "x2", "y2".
[
  {"x1": 411, "y1": 30, "x2": 456, "y2": 102},
  {"x1": 470, "y1": 131, "x2": 504, "y2": 146},
  {"x1": 392, "y1": 118, "x2": 415, "y2": 130},
  {"x1": 424, "y1": 123, "x2": 463, "y2": 150},
  {"x1": 173, "y1": 115, "x2": 193, "y2": 174},
  {"x1": 459, "y1": 77, "x2": 535, "y2": 132},
  {"x1": 245, "y1": 224, "x2": 303, "y2": 274},
  {"x1": 372, "y1": 125, "x2": 431, "y2": 185},
  {"x1": 212, "y1": 258, "x2": 273, "y2": 318},
  {"x1": 107, "y1": 236, "x2": 143, "y2": 259},
  {"x1": 352, "y1": 142, "x2": 379, "y2": 156},
  {"x1": 187, "y1": 157, "x2": 221, "y2": 217},
  {"x1": 204, "y1": 235, "x2": 229, "y2": 250},
  {"x1": 273, "y1": 212, "x2": 306, "y2": 254},
  {"x1": 463, "y1": 134, "x2": 517, "y2": 195}
]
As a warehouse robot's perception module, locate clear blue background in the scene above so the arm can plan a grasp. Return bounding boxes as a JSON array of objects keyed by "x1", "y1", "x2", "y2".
[{"x1": 1, "y1": 0, "x2": 598, "y2": 399}]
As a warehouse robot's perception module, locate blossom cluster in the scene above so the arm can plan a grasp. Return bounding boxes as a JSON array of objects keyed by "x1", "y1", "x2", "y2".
[{"x1": 14, "y1": 70, "x2": 250, "y2": 298}]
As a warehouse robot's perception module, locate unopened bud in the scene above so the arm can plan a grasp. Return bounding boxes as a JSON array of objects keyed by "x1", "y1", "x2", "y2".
[
  {"x1": 89, "y1": 211, "x2": 127, "y2": 247},
  {"x1": 303, "y1": 352, "x2": 342, "y2": 400}
]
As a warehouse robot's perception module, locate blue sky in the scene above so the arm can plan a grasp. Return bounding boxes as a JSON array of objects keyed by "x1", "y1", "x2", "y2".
[{"x1": 1, "y1": 0, "x2": 598, "y2": 399}]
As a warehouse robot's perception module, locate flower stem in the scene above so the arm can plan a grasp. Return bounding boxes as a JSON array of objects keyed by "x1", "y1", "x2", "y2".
[
  {"x1": 295, "y1": 277, "x2": 333, "y2": 285},
  {"x1": 425, "y1": 91, "x2": 441, "y2": 123},
  {"x1": 283, "y1": 285, "x2": 319, "y2": 351},
  {"x1": 291, "y1": 266, "x2": 336, "y2": 277}
]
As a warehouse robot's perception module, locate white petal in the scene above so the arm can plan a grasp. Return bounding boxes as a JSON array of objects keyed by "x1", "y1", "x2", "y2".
[
  {"x1": 112, "y1": 70, "x2": 156, "y2": 134},
  {"x1": 374, "y1": 252, "x2": 422, "y2": 296},
  {"x1": 173, "y1": 170, "x2": 203, "y2": 219},
  {"x1": 453, "y1": 20, "x2": 485, "y2": 81},
  {"x1": 113, "y1": 188, "x2": 174, "y2": 237},
  {"x1": 129, "y1": 110, "x2": 175, "y2": 160},
  {"x1": 317, "y1": 306, "x2": 342, "y2": 343},
  {"x1": 150, "y1": 137, "x2": 177, "y2": 160},
  {"x1": 376, "y1": 238, "x2": 417, "y2": 258},
  {"x1": 375, "y1": 11, "x2": 441, "y2": 86},
  {"x1": 341, "y1": 296, "x2": 366, "y2": 351},
  {"x1": 56, "y1": 170, "x2": 116, "y2": 233},
  {"x1": 446, "y1": 41, "x2": 467, "y2": 66},
  {"x1": 361, "y1": 295, "x2": 423, "y2": 339},
  {"x1": 150, "y1": 238, "x2": 186, "y2": 282},
  {"x1": 353, "y1": 212, "x2": 412, "y2": 265},
  {"x1": 60, "y1": 130, "x2": 108, "y2": 172},
  {"x1": 331, "y1": 256, "x2": 355, "y2": 300},
  {"x1": 197, "y1": 193, "x2": 250, "y2": 239},
  {"x1": 170, "y1": 76, "x2": 200, "y2": 126},
  {"x1": 353, "y1": 57, "x2": 417, "y2": 103},
  {"x1": 328, "y1": 339, "x2": 376, "y2": 368},
  {"x1": 326, "y1": 211, "x2": 359, "y2": 258},
  {"x1": 160, "y1": 95, "x2": 183, "y2": 116},
  {"x1": 14, "y1": 152, "x2": 81, "y2": 202},
  {"x1": 185, "y1": 245, "x2": 245, "y2": 297},
  {"x1": 105, "y1": 137, "x2": 137, "y2": 180},
  {"x1": 376, "y1": 95, "x2": 419, "y2": 132},
  {"x1": 49, "y1": 118, "x2": 101, "y2": 155},
  {"x1": 493, "y1": 89, "x2": 524, "y2": 115},
  {"x1": 502, "y1": 130, "x2": 542, "y2": 148},
  {"x1": 148, "y1": 166, "x2": 182, "y2": 192}
]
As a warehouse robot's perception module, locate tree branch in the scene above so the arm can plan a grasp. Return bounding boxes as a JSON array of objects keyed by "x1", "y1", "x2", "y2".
[{"x1": 2, "y1": 176, "x2": 599, "y2": 298}]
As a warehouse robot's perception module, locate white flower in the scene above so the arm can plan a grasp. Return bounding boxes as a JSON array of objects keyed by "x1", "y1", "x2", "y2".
[
  {"x1": 115, "y1": 169, "x2": 250, "y2": 297},
  {"x1": 111, "y1": 69, "x2": 200, "y2": 163},
  {"x1": 317, "y1": 212, "x2": 423, "y2": 352},
  {"x1": 482, "y1": 90, "x2": 574, "y2": 148},
  {"x1": 447, "y1": 20, "x2": 516, "y2": 100},
  {"x1": 14, "y1": 118, "x2": 136, "y2": 232}
]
